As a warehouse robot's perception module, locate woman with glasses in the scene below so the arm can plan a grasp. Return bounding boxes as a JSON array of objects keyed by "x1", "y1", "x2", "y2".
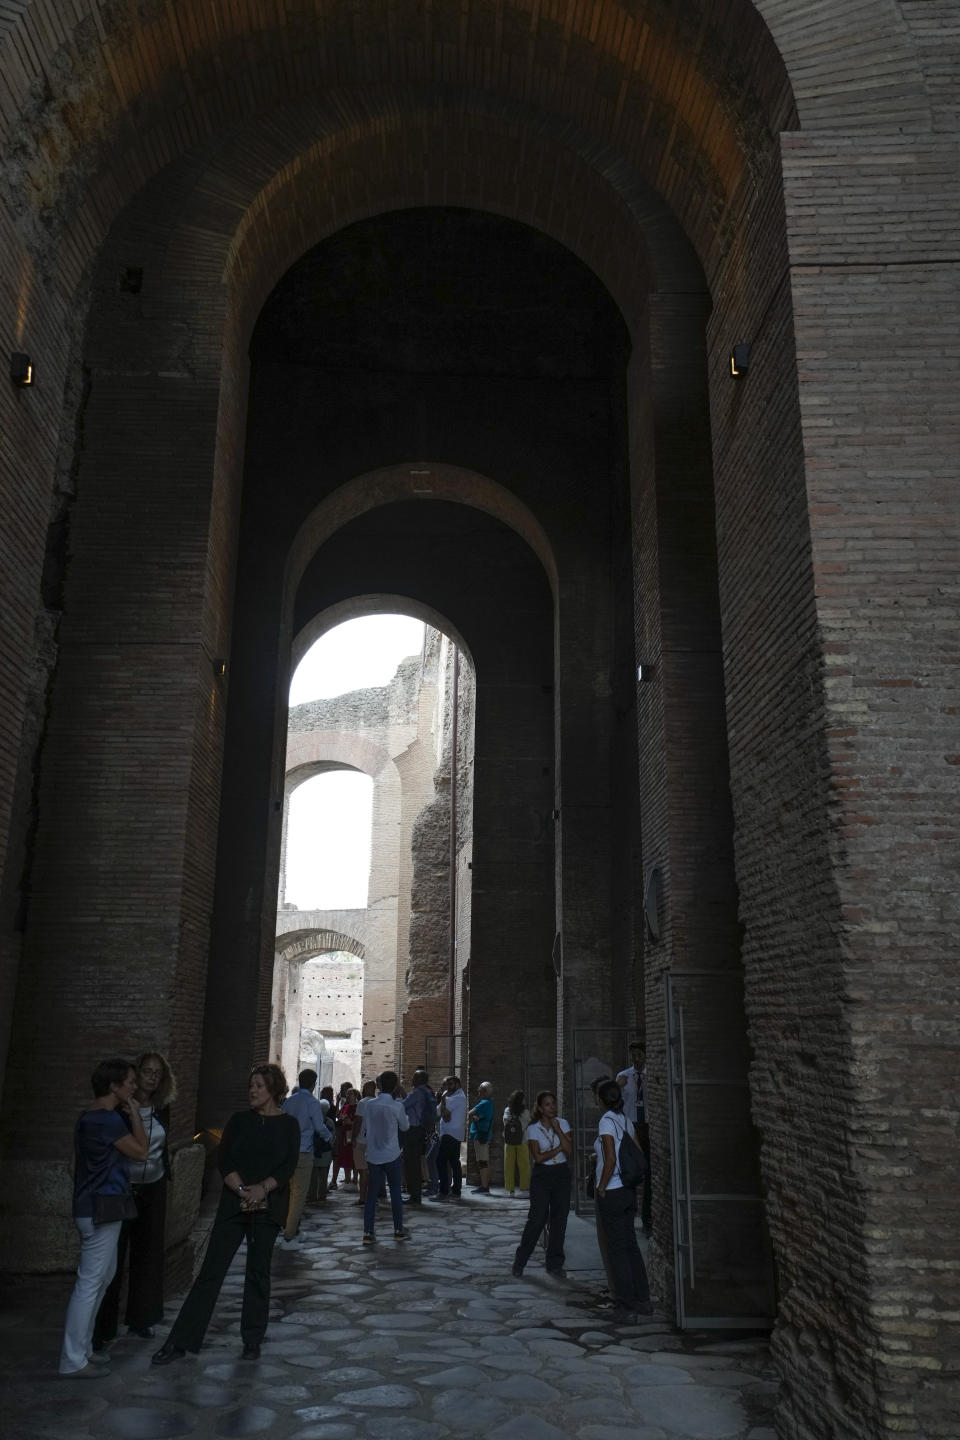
[{"x1": 94, "y1": 1051, "x2": 176, "y2": 1348}]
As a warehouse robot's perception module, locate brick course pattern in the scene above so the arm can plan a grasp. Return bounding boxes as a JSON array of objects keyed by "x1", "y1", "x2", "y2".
[{"x1": 0, "y1": 4, "x2": 956, "y2": 1437}]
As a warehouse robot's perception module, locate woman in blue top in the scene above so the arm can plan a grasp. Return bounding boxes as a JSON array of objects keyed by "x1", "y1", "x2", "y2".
[{"x1": 60, "y1": 1057, "x2": 148, "y2": 1377}]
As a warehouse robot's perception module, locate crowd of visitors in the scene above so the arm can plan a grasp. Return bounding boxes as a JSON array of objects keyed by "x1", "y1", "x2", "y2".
[{"x1": 59, "y1": 1042, "x2": 651, "y2": 1377}]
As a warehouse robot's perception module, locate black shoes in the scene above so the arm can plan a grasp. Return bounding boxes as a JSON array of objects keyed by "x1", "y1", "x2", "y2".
[
  {"x1": 511, "y1": 1259, "x2": 524, "y2": 1277},
  {"x1": 151, "y1": 1340, "x2": 186, "y2": 1366},
  {"x1": 128, "y1": 1326, "x2": 155, "y2": 1339},
  {"x1": 241, "y1": 1342, "x2": 261, "y2": 1359}
]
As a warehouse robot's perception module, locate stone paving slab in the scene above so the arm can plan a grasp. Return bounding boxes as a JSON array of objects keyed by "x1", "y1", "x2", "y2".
[{"x1": 0, "y1": 1187, "x2": 779, "y2": 1439}]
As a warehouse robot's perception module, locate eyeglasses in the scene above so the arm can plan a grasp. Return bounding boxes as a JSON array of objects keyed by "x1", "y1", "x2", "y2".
[{"x1": 140, "y1": 1067, "x2": 163, "y2": 1079}]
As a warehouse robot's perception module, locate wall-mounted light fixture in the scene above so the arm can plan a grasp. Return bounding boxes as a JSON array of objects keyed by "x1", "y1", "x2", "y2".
[
  {"x1": 213, "y1": 657, "x2": 227, "y2": 679},
  {"x1": 10, "y1": 352, "x2": 34, "y2": 387},
  {"x1": 729, "y1": 342, "x2": 751, "y2": 377},
  {"x1": 637, "y1": 663, "x2": 654, "y2": 683}
]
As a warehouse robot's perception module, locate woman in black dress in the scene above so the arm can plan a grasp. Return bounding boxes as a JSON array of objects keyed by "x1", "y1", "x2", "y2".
[{"x1": 152, "y1": 1063, "x2": 300, "y2": 1363}]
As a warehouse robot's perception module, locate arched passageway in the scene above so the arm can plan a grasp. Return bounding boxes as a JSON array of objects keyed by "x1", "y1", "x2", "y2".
[{"x1": 0, "y1": 5, "x2": 956, "y2": 1437}]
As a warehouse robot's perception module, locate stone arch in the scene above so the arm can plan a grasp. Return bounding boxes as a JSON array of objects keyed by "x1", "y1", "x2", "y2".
[
  {"x1": 286, "y1": 464, "x2": 559, "y2": 625},
  {"x1": 0, "y1": 4, "x2": 955, "y2": 1434},
  {"x1": 276, "y1": 930, "x2": 366, "y2": 965},
  {"x1": 271, "y1": 925, "x2": 368, "y2": 1081},
  {"x1": 0, "y1": 0, "x2": 934, "y2": 300}
]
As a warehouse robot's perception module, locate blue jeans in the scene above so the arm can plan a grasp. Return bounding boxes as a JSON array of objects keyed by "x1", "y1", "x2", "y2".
[{"x1": 364, "y1": 1155, "x2": 404, "y2": 1235}]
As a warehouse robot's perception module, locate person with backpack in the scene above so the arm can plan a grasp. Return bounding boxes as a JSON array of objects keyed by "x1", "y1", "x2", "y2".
[
  {"x1": 502, "y1": 1090, "x2": 531, "y2": 1196},
  {"x1": 593, "y1": 1077, "x2": 653, "y2": 1321}
]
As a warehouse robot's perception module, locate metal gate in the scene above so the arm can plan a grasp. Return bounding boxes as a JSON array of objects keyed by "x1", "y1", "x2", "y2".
[
  {"x1": 667, "y1": 972, "x2": 775, "y2": 1329},
  {"x1": 572, "y1": 1027, "x2": 637, "y2": 1213},
  {"x1": 522, "y1": 1027, "x2": 557, "y2": 1108}
]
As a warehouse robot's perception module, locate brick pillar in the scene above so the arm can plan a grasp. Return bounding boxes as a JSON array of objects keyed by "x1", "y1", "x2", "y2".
[
  {"x1": 553, "y1": 556, "x2": 620, "y2": 1120},
  {"x1": 0, "y1": 360, "x2": 233, "y2": 1267},
  {"x1": 760, "y1": 133, "x2": 960, "y2": 1440},
  {"x1": 630, "y1": 290, "x2": 761, "y2": 1317}
]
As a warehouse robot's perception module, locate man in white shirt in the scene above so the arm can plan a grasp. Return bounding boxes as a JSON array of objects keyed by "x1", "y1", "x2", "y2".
[
  {"x1": 616, "y1": 1039, "x2": 650, "y2": 1232},
  {"x1": 616, "y1": 1040, "x2": 646, "y2": 1137},
  {"x1": 429, "y1": 1076, "x2": 467, "y2": 1202},
  {"x1": 361, "y1": 1071, "x2": 410, "y2": 1244},
  {"x1": 280, "y1": 1069, "x2": 332, "y2": 1247}
]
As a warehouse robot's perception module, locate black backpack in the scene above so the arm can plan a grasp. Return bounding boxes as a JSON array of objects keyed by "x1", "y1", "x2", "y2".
[
  {"x1": 503, "y1": 1112, "x2": 525, "y2": 1146},
  {"x1": 616, "y1": 1121, "x2": 649, "y2": 1189}
]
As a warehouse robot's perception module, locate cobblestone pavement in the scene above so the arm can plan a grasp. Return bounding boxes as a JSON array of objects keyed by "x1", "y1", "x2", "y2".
[{"x1": 0, "y1": 1186, "x2": 778, "y2": 1440}]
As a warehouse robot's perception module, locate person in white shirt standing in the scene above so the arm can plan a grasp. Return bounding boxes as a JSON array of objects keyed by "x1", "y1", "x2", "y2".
[
  {"x1": 361, "y1": 1071, "x2": 410, "y2": 1244},
  {"x1": 594, "y1": 1077, "x2": 652, "y2": 1320},
  {"x1": 429, "y1": 1076, "x2": 467, "y2": 1202},
  {"x1": 616, "y1": 1040, "x2": 646, "y2": 1138},
  {"x1": 616, "y1": 1038, "x2": 650, "y2": 1231},
  {"x1": 512, "y1": 1091, "x2": 572, "y2": 1277}
]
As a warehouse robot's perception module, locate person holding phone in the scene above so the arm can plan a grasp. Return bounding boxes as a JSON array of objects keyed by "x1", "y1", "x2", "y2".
[
  {"x1": 93, "y1": 1050, "x2": 175, "y2": 1348},
  {"x1": 59, "y1": 1058, "x2": 148, "y2": 1377},
  {"x1": 511, "y1": 1091, "x2": 572, "y2": 1278}
]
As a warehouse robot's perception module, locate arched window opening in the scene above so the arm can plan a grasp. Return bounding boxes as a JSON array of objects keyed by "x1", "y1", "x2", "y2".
[
  {"x1": 283, "y1": 771, "x2": 373, "y2": 912},
  {"x1": 298, "y1": 951, "x2": 364, "y2": 1095}
]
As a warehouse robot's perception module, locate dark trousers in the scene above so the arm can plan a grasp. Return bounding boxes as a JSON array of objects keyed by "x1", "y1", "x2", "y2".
[
  {"x1": 596, "y1": 1187, "x2": 650, "y2": 1309},
  {"x1": 436, "y1": 1134, "x2": 462, "y2": 1197},
  {"x1": 364, "y1": 1155, "x2": 404, "y2": 1235},
  {"x1": 167, "y1": 1212, "x2": 279, "y2": 1351},
  {"x1": 403, "y1": 1126, "x2": 425, "y2": 1202},
  {"x1": 515, "y1": 1164, "x2": 570, "y2": 1273},
  {"x1": 94, "y1": 1177, "x2": 166, "y2": 1343}
]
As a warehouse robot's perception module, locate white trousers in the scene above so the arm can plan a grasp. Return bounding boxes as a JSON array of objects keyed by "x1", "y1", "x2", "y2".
[{"x1": 59, "y1": 1217, "x2": 122, "y2": 1373}]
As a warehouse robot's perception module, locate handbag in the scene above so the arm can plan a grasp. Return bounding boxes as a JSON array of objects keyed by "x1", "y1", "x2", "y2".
[{"x1": 93, "y1": 1192, "x2": 138, "y2": 1225}]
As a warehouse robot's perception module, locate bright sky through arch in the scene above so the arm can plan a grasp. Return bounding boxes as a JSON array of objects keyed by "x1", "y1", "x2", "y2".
[
  {"x1": 290, "y1": 614, "x2": 426, "y2": 704},
  {"x1": 284, "y1": 614, "x2": 426, "y2": 910},
  {"x1": 284, "y1": 771, "x2": 374, "y2": 911}
]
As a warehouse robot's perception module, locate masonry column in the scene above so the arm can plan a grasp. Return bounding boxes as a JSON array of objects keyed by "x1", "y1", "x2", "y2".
[
  {"x1": 553, "y1": 558, "x2": 619, "y2": 1115},
  {"x1": 629, "y1": 288, "x2": 762, "y2": 1320},
  {"x1": 766, "y1": 133, "x2": 960, "y2": 1440},
  {"x1": 0, "y1": 246, "x2": 243, "y2": 1266}
]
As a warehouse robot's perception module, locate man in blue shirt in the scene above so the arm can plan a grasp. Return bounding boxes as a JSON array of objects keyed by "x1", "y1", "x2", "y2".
[
  {"x1": 402, "y1": 1069, "x2": 437, "y2": 1205},
  {"x1": 362, "y1": 1072, "x2": 410, "y2": 1244},
  {"x1": 467, "y1": 1081, "x2": 495, "y2": 1195},
  {"x1": 280, "y1": 1069, "x2": 332, "y2": 1247}
]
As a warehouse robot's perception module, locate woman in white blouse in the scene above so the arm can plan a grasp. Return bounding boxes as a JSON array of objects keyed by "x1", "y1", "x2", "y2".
[
  {"x1": 511, "y1": 1091, "x2": 572, "y2": 1277},
  {"x1": 594, "y1": 1078, "x2": 652, "y2": 1320}
]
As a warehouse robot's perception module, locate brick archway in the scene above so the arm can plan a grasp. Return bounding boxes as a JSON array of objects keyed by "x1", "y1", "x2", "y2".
[
  {"x1": 1, "y1": 4, "x2": 956, "y2": 1435},
  {"x1": 276, "y1": 930, "x2": 366, "y2": 966}
]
